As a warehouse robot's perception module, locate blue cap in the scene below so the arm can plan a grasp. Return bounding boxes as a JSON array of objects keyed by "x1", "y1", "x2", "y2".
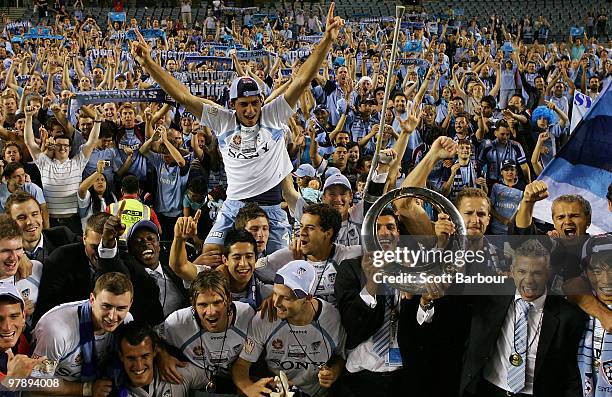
[
  {"x1": 274, "y1": 260, "x2": 317, "y2": 298},
  {"x1": 293, "y1": 163, "x2": 316, "y2": 178},
  {"x1": 323, "y1": 173, "x2": 351, "y2": 192},
  {"x1": 127, "y1": 220, "x2": 160, "y2": 241}
]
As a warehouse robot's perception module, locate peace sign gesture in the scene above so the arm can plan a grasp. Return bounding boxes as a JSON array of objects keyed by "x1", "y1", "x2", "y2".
[{"x1": 102, "y1": 200, "x2": 127, "y2": 248}]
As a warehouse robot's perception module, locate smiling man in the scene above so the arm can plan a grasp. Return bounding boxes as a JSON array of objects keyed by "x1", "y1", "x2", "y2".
[
  {"x1": 130, "y1": 3, "x2": 344, "y2": 257},
  {"x1": 232, "y1": 260, "x2": 346, "y2": 397},
  {"x1": 117, "y1": 321, "x2": 209, "y2": 397},
  {"x1": 32, "y1": 272, "x2": 134, "y2": 396},
  {"x1": 161, "y1": 270, "x2": 254, "y2": 394},
  {"x1": 33, "y1": 213, "x2": 111, "y2": 326},
  {"x1": 99, "y1": 216, "x2": 189, "y2": 326},
  {"x1": 256, "y1": 203, "x2": 361, "y2": 305}
]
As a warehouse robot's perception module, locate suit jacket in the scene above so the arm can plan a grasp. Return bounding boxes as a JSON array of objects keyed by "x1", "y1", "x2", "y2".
[
  {"x1": 98, "y1": 248, "x2": 189, "y2": 326},
  {"x1": 33, "y1": 226, "x2": 79, "y2": 263},
  {"x1": 460, "y1": 293, "x2": 586, "y2": 397},
  {"x1": 32, "y1": 242, "x2": 94, "y2": 326},
  {"x1": 335, "y1": 257, "x2": 424, "y2": 393}
]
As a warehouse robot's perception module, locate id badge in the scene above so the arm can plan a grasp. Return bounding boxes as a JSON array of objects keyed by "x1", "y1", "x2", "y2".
[
  {"x1": 387, "y1": 347, "x2": 402, "y2": 367},
  {"x1": 386, "y1": 336, "x2": 402, "y2": 367}
]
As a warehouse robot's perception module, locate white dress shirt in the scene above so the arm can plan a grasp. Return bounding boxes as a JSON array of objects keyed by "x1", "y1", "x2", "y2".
[
  {"x1": 345, "y1": 288, "x2": 402, "y2": 373},
  {"x1": 483, "y1": 292, "x2": 547, "y2": 395}
]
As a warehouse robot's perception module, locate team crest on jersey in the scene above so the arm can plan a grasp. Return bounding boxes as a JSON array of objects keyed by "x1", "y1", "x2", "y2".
[
  {"x1": 311, "y1": 341, "x2": 321, "y2": 351},
  {"x1": 270, "y1": 358, "x2": 281, "y2": 367},
  {"x1": 162, "y1": 388, "x2": 172, "y2": 397},
  {"x1": 296, "y1": 267, "x2": 307, "y2": 277},
  {"x1": 327, "y1": 273, "x2": 336, "y2": 284},
  {"x1": 193, "y1": 345, "x2": 205, "y2": 357},
  {"x1": 233, "y1": 344, "x2": 243, "y2": 355},
  {"x1": 74, "y1": 353, "x2": 82, "y2": 365},
  {"x1": 288, "y1": 344, "x2": 306, "y2": 358},
  {"x1": 603, "y1": 360, "x2": 612, "y2": 385},
  {"x1": 272, "y1": 339, "x2": 284, "y2": 350},
  {"x1": 208, "y1": 106, "x2": 218, "y2": 115}
]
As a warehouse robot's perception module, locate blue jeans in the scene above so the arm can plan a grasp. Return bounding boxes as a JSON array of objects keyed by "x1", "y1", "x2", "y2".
[{"x1": 204, "y1": 199, "x2": 290, "y2": 253}]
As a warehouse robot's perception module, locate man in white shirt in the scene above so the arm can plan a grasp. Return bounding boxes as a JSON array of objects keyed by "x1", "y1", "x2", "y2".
[
  {"x1": 160, "y1": 270, "x2": 254, "y2": 394},
  {"x1": 256, "y1": 203, "x2": 362, "y2": 305},
  {"x1": 0, "y1": 213, "x2": 42, "y2": 328},
  {"x1": 130, "y1": 4, "x2": 345, "y2": 256},
  {"x1": 232, "y1": 261, "x2": 346, "y2": 397},
  {"x1": 32, "y1": 272, "x2": 134, "y2": 396},
  {"x1": 117, "y1": 321, "x2": 208, "y2": 397}
]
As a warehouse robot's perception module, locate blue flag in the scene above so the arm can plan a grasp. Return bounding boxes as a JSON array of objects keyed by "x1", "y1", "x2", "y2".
[
  {"x1": 108, "y1": 12, "x2": 126, "y2": 22},
  {"x1": 403, "y1": 41, "x2": 423, "y2": 53},
  {"x1": 570, "y1": 26, "x2": 585, "y2": 36},
  {"x1": 533, "y1": 81, "x2": 612, "y2": 234}
]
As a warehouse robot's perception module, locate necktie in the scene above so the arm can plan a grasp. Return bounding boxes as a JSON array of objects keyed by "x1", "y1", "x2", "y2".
[
  {"x1": 150, "y1": 271, "x2": 167, "y2": 308},
  {"x1": 372, "y1": 294, "x2": 395, "y2": 357},
  {"x1": 507, "y1": 298, "x2": 531, "y2": 393}
]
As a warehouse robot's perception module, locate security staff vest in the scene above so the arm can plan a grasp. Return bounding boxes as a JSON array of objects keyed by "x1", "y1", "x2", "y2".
[{"x1": 109, "y1": 198, "x2": 151, "y2": 240}]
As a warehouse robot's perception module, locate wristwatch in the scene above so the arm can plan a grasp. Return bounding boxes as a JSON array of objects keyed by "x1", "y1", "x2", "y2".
[{"x1": 420, "y1": 298, "x2": 434, "y2": 311}]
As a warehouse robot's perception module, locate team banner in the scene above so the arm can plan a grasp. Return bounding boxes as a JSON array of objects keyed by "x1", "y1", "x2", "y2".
[
  {"x1": 297, "y1": 35, "x2": 323, "y2": 43},
  {"x1": 183, "y1": 55, "x2": 233, "y2": 68},
  {"x1": 397, "y1": 58, "x2": 430, "y2": 68},
  {"x1": 220, "y1": 6, "x2": 258, "y2": 13},
  {"x1": 4, "y1": 21, "x2": 31, "y2": 35},
  {"x1": 108, "y1": 12, "x2": 126, "y2": 22},
  {"x1": 403, "y1": 40, "x2": 423, "y2": 53},
  {"x1": 427, "y1": 22, "x2": 438, "y2": 35},
  {"x1": 401, "y1": 22, "x2": 425, "y2": 29},
  {"x1": 11, "y1": 27, "x2": 64, "y2": 42},
  {"x1": 110, "y1": 28, "x2": 166, "y2": 42},
  {"x1": 570, "y1": 26, "x2": 585, "y2": 36},
  {"x1": 236, "y1": 50, "x2": 270, "y2": 61},
  {"x1": 283, "y1": 48, "x2": 312, "y2": 64},
  {"x1": 173, "y1": 70, "x2": 237, "y2": 83},
  {"x1": 360, "y1": 17, "x2": 394, "y2": 23}
]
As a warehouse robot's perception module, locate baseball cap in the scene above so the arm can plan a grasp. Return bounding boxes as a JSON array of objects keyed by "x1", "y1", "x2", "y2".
[
  {"x1": 0, "y1": 284, "x2": 25, "y2": 309},
  {"x1": 501, "y1": 159, "x2": 517, "y2": 170},
  {"x1": 324, "y1": 167, "x2": 341, "y2": 179},
  {"x1": 293, "y1": 164, "x2": 316, "y2": 178},
  {"x1": 274, "y1": 260, "x2": 317, "y2": 299},
  {"x1": 313, "y1": 104, "x2": 329, "y2": 114},
  {"x1": 323, "y1": 173, "x2": 351, "y2": 192},
  {"x1": 115, "y1": 73, "x2": 127, "y2": 81},
  {"x1": 229, "y1": 76, "x2": 261, "y2": 100},
  {"x1": 127, "y1": 220, "x2": 160, "y2": 241},
  {"x1": 582, "y1": 235, "x2": 612, "y2": 265}
]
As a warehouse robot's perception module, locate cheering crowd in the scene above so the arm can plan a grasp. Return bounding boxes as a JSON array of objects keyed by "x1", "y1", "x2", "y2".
[{"x1": 0, "y1": 1, "x2": 609, "y2": 396}]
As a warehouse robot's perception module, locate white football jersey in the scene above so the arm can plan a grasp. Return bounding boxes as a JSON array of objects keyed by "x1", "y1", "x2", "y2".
[
  {"x1": 241, "y1": 299, "x2": 346, "y2": 396},
  {"x1": 163, "y1": 301, "x2": 254, "y2": 379},
  {"x1": 33, "y1": 300, "x2": 133, "y2": 382},
  {"x1": 0, "y1": 260, "x2": 43, "y2": 326},
  {"x1": 199, "y1": 95, "x2": 295, "y2": 200}
]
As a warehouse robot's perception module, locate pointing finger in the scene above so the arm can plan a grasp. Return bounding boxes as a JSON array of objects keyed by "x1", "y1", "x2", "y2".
[
  {"x1": 193, "y1": 209, "x2": 201, "y2": 225},
  {"x1": 134, "y1": 28, "x2": 146, "y2": 45}
]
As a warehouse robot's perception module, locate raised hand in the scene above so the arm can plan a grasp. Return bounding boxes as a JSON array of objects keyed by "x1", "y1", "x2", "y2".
[
  {"x1": 324, "y1": 2, "x2": 344, "y2": 41},
  {"x1": 102, "y1": 200, "x2": 126, "y2": 247},
  {"x1": 430, "y1": 136, "x2": 458, "y2": 160},
  {"x1": 130, "y1": 28, "x2": 153, "y2": 66},
  {"x1": 523, "y1": 181, "x2": 549, "y2": 203},
  {"x1": 399, "y1": 106, "x2": 422, "y2": 133}
]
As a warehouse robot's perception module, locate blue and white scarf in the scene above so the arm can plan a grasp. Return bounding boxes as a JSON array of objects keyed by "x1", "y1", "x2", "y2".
[{"x1": 77, "y1": 301, "x2": 97, "y2": 382}]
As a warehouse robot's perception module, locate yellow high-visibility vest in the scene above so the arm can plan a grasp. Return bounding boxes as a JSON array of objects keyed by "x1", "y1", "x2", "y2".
[{"x1": 109, "y1": 199, "x2": 151, "y2": 240}]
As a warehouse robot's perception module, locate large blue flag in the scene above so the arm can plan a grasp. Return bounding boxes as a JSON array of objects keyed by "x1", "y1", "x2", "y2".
[{"x1": 533, "y1": 80, "x2": 612, "y2": 234}]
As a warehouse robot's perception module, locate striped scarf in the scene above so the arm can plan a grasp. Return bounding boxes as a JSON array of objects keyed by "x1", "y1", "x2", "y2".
[{"x1": 578, "y1": 308, "x2": 612, "y2": 396}]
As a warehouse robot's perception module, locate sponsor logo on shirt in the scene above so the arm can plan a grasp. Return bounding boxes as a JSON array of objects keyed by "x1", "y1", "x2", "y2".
[
  {"x1": 310, "y1": 341, "x2": 321, "y2": 352},
  {"x1": 272, "y1": 339, "x2": 284, "y2": 350},
  {"x1": 193, "y1": 345, "x2": 205, "y2": 357},
  {"x1": 288, "y1": 344, "x2": 306, "y2": 358}
]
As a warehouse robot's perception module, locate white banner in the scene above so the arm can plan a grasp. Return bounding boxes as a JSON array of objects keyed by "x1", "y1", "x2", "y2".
[{"x1": 570, "y1": 91, "x2": 593, "y2": 134}]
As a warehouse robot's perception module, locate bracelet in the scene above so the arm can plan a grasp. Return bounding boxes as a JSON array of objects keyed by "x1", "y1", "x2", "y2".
[{"x1": 82, "y1": 382, "x2": 93, "y2": 396}]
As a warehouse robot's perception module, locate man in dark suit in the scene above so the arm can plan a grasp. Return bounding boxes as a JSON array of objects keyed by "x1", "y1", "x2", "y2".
[
  {"x1": 32, "y1": 212, "x2": 112, "y2": 326},
  {"x1": 335, "y1": 209, "x2": 423, "y2": 396},
  {"x1": 98, "y1": 206, "x2": 189, "y2": 326},
  {"x1": 428, "y1": 239, "x2": 586, "y2": 397},
  {"x1": 5, "y1": 191, "x2": 78, "y2": 263}
]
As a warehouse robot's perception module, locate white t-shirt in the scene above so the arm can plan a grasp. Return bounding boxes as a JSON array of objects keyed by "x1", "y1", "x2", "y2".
[
  {"x1": 241, "y1": 299, "x2": 346, "y2": 397},
  {"x1": 34, "y1": 151, "x2": 89, "y2": 216},
  {"x1": 163, "y1": 302, "x2": 254, "y2": 378},
  {"x1": 33, "y1": 300, "x2": 133, "y2": 382},
  {"x1": 0, "y1": 260, "x2": 43, "y2": 326},
  {"x1": 255, "y1": 245, "x2": 362, "y2": 305},
  {"x1": 199, "y1": 95, "x2": 294, "y2": 200},
  {"x1": 125, "y1": 365, "x2": 208, "y2": 397}
]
